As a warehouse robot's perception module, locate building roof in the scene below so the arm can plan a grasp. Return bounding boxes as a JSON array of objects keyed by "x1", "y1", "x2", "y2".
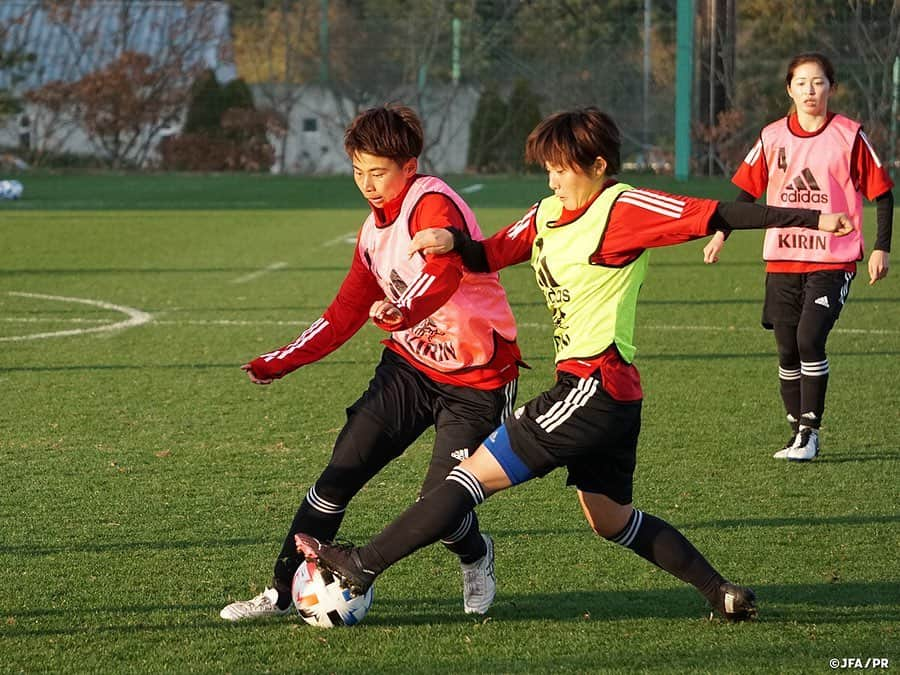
[{"x1": 0, "y1": 0, "x2": 236, "y2": 92}]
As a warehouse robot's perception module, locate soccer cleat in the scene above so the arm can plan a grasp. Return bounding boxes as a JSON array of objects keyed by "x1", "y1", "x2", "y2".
[
  {"x1": 461, "y1": 534, "x2": 496, "y2": 615},
  {"x1": 295, "y1": 533, "x2": 376, "y2": 596},
  {"x1": 219, "y1": 587, "x2": 291, "y2": 621},
  {"x1": 773, "y1": 432, "x2": 800, "y2": 459},
  {"x1": 713, "y1": 582, "x2": 758, "y2": 622},
  {"x1": 787, "y1": 428, "x2": 819, "y2": 462}
]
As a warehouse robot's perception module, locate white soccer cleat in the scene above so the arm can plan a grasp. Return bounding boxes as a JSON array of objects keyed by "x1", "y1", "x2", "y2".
[
  {"x1": 773, "y1": 432, "x2": 800, "y2": 459},
  {"x1": 461, "y1": 534, "x2": 496, "y2": 615},
  {"x1": 219, "y1": 587, "x2": 291, "y2": 621},
  {"x1": 787, "y1": 428, "x2": 820, "y2": 461}
]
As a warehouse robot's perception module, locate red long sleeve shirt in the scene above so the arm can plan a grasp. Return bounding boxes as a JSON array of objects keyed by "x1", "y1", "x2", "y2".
[
  {"x1": 474, "y1": 181, "x2": 720, "y2": 401},
  {"x1": 248, "y1": 177, "x2": 521, "y2": 390}
]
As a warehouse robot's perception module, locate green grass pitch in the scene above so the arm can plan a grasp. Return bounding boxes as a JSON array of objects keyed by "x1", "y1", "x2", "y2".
[{"x1": 1, "y1": 173, "x2": 897, "y2": 673}]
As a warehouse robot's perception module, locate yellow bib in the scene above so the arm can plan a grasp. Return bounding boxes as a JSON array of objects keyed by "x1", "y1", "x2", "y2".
[{"x1": 531, "y1": 183, "x2": 648, "y2": 363}]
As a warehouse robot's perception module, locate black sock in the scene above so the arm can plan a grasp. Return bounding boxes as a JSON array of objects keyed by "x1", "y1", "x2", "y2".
[
  {"x1": 271, "y1": 486, "x2": 347, "y2": 608},
  {"x1": 441, "y1": 511, "x2": 487, "y2": 564},
  {"x1": 800, "y1": 365, "x2": 828, "y2": 428},
  {"x1": 608, "y1": 509, "x2": 724, "y2": 607},
  {"x1": 359, "y1": 467, "x2": 485, "y2": 575}
]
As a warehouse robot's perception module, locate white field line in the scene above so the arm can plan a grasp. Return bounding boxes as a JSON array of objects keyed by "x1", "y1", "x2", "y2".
[
  {"x1": 459, "y1": 183, "x2": 484, "y2": 194},
  {"x1": 4, "y1": 295, "x2": 897, "y2": 341},
  {"x1": 2, "y1": 292, "x2": 152, "y2": 342},
  {"x1": 230, "y1": 262, "x2": 288, "y2": 284},
  {"x1": 321, "y1": 231, "x2": 358, "y2": 247}
]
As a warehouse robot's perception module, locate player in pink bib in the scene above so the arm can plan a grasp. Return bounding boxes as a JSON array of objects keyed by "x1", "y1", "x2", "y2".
[
  {"x1": 704, "y1": 52, "x2": 894, "y2": 461},
  {"x1": 220, "y1": 105, "x2": 521, "y2": 621}
]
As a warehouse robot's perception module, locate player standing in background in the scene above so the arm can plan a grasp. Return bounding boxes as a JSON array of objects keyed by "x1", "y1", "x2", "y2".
[
  {"x1": 703, "y1": 52, "x2": 894, "y2": 461},
  {"x1": 220, "y1": 105, "x2": 521, "y2": 620},
  {"x1": 295, "y1": 107, "x2": 853, "y2": 622}
]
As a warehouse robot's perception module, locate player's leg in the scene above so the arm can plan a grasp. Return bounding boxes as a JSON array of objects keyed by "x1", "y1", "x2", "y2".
[
  {"x1": 272, "y1": 351, "x2": 432, "y2": 588},
  {"x1": 221, "y1": 351, "x2": 430, "y2": 620},
  {"x1": 579, "y1": 491, "x2": 756, "y2": 621},
  {"x1": 295, "y1": 373, "x2": 601, "y2": 594},
  {"x1": 772, "y1": 322, "x2": 802, "y2": 457},
  {"x1": 788, "y1": 270, "x2": 855, "y2": 461},
  {"x1": 296, "y1": 440, "x2": 516, "y2": 595},
  {"x1": 425, "y1": 378, "x2": 517, "y2": 613},
  {"x1": 764, "y1": 273, "x2": 804, "y2": 458}
]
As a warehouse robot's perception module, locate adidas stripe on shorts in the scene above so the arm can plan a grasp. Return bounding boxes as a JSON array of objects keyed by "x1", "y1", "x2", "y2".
[{"x1": 504, "y1": 371, "x2": 642, "y2": 504}]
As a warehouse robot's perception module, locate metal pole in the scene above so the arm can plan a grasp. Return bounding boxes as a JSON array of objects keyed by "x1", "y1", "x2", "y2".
[
  {"x1": 675, "y1": 0, "x2": 694, "y2": 181},
  {"x1": 707, "y1": 0, "x2": 716, "y2": 176},
  {"x1": 643, "y1": 0, "x2": 651, "y2": 153},
  {"x1": 452, "y1": 17, "x2": 461, "y2": 86},
  {"x1": 319, "y1": 0, "x2": 329, "y2": 84}
]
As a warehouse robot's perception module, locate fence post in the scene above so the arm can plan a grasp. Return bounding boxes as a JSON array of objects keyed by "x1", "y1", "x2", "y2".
[{"x1": 675, "y1": 0, "x2": 694, "y2": 181}]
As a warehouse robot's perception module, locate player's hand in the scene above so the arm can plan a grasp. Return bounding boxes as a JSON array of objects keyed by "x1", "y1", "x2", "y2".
[
  {"x1": 241, "y1": 362, "x2": 274, "y2": 385},
  {"x1": 370, "y1": 300, "x2": 403, "y2": 327},
  {"x1": 817, "y1": 212, "x2": 853, "y2": 236},
  {"x1": 408, "y1": 228, "x2": 454, "y2": 258},
  {"x1": 703, "y1": 230, "x2": 727, "y2": 264},
  {"x1": 868, "y1": 249, "x2": 890, "y2": 285}
]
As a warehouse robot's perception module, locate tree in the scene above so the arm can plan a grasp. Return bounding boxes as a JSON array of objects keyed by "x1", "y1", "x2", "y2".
[
  {"x1": 70, "y1": 51, "x2": 189, "y2": 168},
  {"x1": 11, "y1": 0, "x2": 230, "y2": 167},
  {"x1": 0, "y1": 47, "x2": 35, "y2": 120}
]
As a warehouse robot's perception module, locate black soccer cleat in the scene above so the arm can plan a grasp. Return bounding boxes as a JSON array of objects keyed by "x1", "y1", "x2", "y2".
[
  {"x1": 713, "y1": 582, "x2": 758, "y2": 622},
  {"x1": 295, "y1": 533, "x2": 376, "y2": 596}
]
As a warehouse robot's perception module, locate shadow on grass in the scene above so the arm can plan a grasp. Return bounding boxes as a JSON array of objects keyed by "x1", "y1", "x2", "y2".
[
  {"x1": 0, "y1": 536, "x2": 268, "y2": 556},
  {"x1": 3, "y1": 582, "x2": 897, "y2": 638},
  {"x1": 4, "y1": 513, "x2": 896, "y2": 559}
]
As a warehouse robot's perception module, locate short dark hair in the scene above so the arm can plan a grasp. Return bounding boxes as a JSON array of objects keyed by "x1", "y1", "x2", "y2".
[
  {"x1": 525, "y1": 107, "x2": 621, "y2": 176},
  {"x1": 785, "y1": 52, "x2": 837, "y2": 88},
  {"x1": 344, "y1": 104, "x2": 424, "y2": 163}
]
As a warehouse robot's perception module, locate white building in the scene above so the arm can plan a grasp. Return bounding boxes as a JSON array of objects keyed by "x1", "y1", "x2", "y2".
[{"x1": 0, "y1": 1, "x2": 478, "y2": 174}]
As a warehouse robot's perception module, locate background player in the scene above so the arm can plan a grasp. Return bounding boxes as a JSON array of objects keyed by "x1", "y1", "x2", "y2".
[
  {"x1": 703, "y1": 52, "x2": 894, "y2": 461},
  {"x1": 295, "y1": 107, "x2": 853, "y2": 622},
  {"x1": 220, "y1": 105, "x2": 521, "y2": 620}
]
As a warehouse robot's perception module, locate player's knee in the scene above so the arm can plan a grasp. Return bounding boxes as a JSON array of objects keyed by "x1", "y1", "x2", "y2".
[
  {"x1": 313, "y1": 468, "x2": 361, "y2": 506},
  {"x1": 796, "y1": 330, "x2": 827, "y2": 361}
]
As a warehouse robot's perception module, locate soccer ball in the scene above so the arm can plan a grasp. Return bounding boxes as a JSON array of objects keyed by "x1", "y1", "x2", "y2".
[
  {"x1": 0, "y1": 180, "x2": 23, "y2": 200},
  {"x1": 291, "y1": 559, "x2": 374, "y2": 627}
]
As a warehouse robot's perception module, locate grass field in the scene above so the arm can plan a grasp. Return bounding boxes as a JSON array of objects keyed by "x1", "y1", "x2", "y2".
[{"x1": 1, "y1": 172, "x2": 897, "y2": 674}]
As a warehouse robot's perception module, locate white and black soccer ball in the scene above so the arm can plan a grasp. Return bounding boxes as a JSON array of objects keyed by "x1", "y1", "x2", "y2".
[
  {"x1": 0, "y1": 179, "x2": 23, "y2": 200},
  {"x1": 291, "y1": 559, "x2": 374, "y2": 627}
]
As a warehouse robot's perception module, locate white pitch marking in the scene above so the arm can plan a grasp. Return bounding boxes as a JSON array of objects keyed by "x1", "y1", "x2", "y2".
[
  {"x1": 230, "y1": 262, "x2": 288, "y2": 284},
  {"x1": 459, "y1": 183, "x2": 484, "y2": 194},
  {"x1": 2, "y1": 292, "x2": 152, "y2": 342},
  {"x1": 321, "y1": 231, "x2": 358, "y2": 247}
]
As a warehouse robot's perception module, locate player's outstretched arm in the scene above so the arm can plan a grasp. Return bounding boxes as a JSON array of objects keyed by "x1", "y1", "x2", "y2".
[
  {"x1": 408, "y1": 228, "x2": 454, "y2": 257},
  {"x1": 241, "y1": 362, "x2": 274, "y2": 385},
  {"x1": 816, "y1": 212, "x2": 852, "y2": 236}
]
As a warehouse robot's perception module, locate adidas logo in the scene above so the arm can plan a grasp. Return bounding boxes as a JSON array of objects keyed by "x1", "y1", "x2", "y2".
[
  {"x1": 814, "y1": 295, "x2": 830, "y2": 308},
  {"x1": 450, "y1": 448, "x2": 470, "y2": 461},
  {"x1": 780, "y1": 168, "x2": 829, "y2": 204},
  {"x1": 513, "y1": 406, "x2": 524, "y2": 419}
]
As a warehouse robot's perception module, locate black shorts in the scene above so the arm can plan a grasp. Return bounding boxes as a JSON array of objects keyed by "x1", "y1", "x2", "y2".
[
  {"x1": 503, "y1": 372, "x2": 642, "y2": 504},
  {"x1": 340, "y1": 349, "x2": 517, "y2": 496},
  {"x1": 762, "y1": 270, "x2": 855, "y2": 329}
]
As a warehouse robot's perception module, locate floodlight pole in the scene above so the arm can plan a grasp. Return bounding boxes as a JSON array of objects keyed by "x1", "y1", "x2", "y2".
[{"x1": 675, "y1": 0, "x2": 694, "y2": 181}]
